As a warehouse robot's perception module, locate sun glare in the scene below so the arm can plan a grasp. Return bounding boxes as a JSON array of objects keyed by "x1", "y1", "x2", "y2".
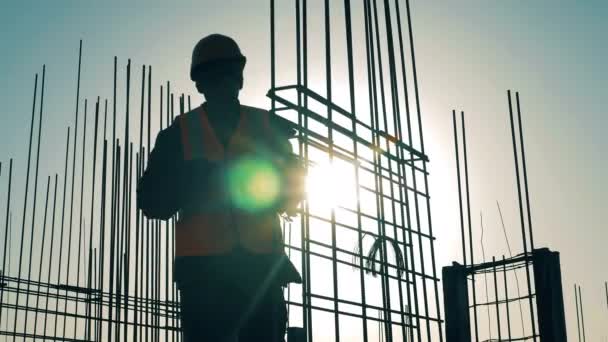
[{"x1": 305, "y1": 160, "x2": 358, "y2": 210}]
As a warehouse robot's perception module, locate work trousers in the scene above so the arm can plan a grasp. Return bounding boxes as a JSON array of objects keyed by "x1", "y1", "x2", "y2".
[{"x1": 175, "y1": 254, "x2": 288, "y2": 342}]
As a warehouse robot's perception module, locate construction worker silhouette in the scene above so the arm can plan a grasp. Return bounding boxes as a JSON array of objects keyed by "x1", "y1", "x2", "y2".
[{"x1": 137, "y1": 34, "x2": 304, "y2": 342}]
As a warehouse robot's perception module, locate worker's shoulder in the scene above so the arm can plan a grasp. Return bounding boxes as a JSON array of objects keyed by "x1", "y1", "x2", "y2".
[
  {"x1": 241, "y1": 104, "x2": 296, "y2": 138},
  {"x1": 175, "y1": 107, "x2": 200, "y2": 122},
  {"x1": 155, "y1": 112, "x2": 186, "y2": 143},
  {"x1": 167, "y1": 107, "x2": 200, "y2": 132}
]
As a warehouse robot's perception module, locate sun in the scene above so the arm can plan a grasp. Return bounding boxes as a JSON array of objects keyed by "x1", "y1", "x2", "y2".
[{"x1": 305, "y1": 160, "x2": 358, "y2": 210}]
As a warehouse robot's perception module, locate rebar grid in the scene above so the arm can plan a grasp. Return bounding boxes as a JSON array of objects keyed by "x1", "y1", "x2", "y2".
[
  {"x1": 0, "y1": 1, "x2": 444, "y2": 341},
  {"x1": 269, "y1": 1, "x2": 443, "y2": 341}
]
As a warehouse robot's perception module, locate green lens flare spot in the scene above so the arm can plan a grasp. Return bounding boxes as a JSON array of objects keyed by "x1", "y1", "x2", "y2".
[{"x1": 227, "y1": 158, "x2": 280, "y2": 212}]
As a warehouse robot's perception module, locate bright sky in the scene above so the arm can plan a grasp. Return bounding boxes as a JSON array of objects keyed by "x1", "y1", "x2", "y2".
[{"x1": 0, "y1": 1, "x2": 606, "y2": 340}]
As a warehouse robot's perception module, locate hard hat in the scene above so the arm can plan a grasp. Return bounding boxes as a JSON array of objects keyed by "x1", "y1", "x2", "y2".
[{"x1": 190, "y1": 34, "x2": 246, "y2": 81}]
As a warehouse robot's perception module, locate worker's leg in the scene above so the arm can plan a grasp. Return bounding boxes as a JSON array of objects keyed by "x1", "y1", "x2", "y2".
[
  {"x1": 178, "y1": 282, "x2": 242, "y2": 342},
  {"x1": 176, "y1": 258, "x2": 244, "y2": 342},
  {"x1": 238, "y1": 285, "x2": 287, "y2": 342}
]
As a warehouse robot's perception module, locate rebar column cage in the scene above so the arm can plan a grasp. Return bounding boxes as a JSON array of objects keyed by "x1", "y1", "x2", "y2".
[
  {"x1": 269, "y1": 0, "x2": 443, "y2": 341},
  {"x1": 444, "y1": 92, "x2": 567, "y2": 342},
  {"x1": 443, "y1": 248, "x2": 567, "y2": 342}
]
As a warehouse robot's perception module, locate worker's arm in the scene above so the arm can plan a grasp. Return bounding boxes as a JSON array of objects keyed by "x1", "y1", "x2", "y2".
[
  {"x1": 269, "y1": 116, "x2": 305, "y2": 217},
  {"x1": 137, "y1": 124, "x2": 182, "y2": 220}
]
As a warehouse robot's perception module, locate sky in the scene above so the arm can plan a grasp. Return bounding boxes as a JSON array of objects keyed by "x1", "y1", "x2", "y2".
[{"x1": 0, "y1": 1, "x2": 606, "y2": 340}]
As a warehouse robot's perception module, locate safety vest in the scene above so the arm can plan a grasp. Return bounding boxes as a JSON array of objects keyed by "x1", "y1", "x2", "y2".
[{"x1": 176, "y1": 104, "x2": 285, "y2": 256}]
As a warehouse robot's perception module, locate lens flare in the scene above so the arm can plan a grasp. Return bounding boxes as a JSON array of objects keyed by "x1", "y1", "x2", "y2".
[{"x1": 227, "y1": 158, "x2": 280, "y2": 212}]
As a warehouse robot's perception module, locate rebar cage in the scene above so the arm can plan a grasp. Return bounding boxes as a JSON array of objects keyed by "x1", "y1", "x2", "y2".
[
  {"x1": 443, "y1": 249, "x2": 568, "y2": 342},
  {"x1": 443, "y1": 92, "x2": 568, "y2": 342},
  {"x1": 269, "y1": 0, "x2": 443, "y2": 341}
]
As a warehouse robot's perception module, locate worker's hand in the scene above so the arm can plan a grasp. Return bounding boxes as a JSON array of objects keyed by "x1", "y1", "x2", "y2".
[{"x1": 276, "y1": 155, "x2": 306, "y2": 217}]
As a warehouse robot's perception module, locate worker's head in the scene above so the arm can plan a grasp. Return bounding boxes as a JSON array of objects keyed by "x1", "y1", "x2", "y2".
[{"x1": 190, "y1": 34, "x2": 246, "y2": 103}]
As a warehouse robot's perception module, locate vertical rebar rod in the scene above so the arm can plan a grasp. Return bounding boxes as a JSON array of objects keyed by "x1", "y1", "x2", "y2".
[
  {"x1": 343, "y1": 0, "x2": 369, "y2": 340},
  {"x1": 144, "y1": 65, "x2": 152, "y2": 341},
  {"x1": 368, "y1": 1, "x2": 396, "y2": 339},
  {"x1": 107, "y1": 143, "x2": 120, "y2": 339},
  {"x1": 85, "y1": 246, "x2": 93, "y2": 340},
  {"x1": 74, "y1": 98, "x2": 88, "y2": 339},
  {"x1": 147, "y1": 66, "x2": 152, "y2": 157},
  {"x1": 507, "y1": 90, "x2": 537, "y2": 340},
  {"x1": 139, "y1": 65, "x2": 146, "y2": 157},
  {"x1": 54, "y1": 126, "x2": 71, "y2": 339},
  {"x1": 575, "y1": 284, "x2": 581, "y2": 342},
  {"x1": 461, "y1": 111, "x2": 479, "y2": 342},
  {"x1": 480, "y1": 213, "x2": 491, "y2": 340},
  {"x1": 363, "y1": 0, "x2": 381, "y2": 338},
  {"x1": 403, "y1": 1, "x2": 445, "y2": 338},
  {"x1": 380, "y1": 2, "x2": 413, "y2": 339},
  {"x1": 145, "y1": 64, "x2": 152, "y2": 340},
  {"x1": 42, "y1": 174, "x2": 58, "y2": 337},
  {"x1": 175, "y1": 102, "x2": 182, "y2": 339},
  {"x1": 134, "y1": 63, "x2": 146, "y2": 342},
  {"x1": 112, "y1": 139, "x2": 121, "y2": 341},
  {"x1": 5, "y1": 212, "x2": 11, "y2": 332},
  {"x1": 292, "y1": 0, "x2": 309, "y2": 338},
  {"x1": 390, "y1": 2, "x2": 418, "y2": 341},
  {"x1": 24, "y1": 64, "x2": 46, "y2": 340},
  {"x1": 97, "y1": 141, "x2": 108, "y2": 342},
  {"x1": 93, "y1": 249, "x2": 98, "y2": 339},
  {"x1": 63, "y1": 40, "x2": 84, "y2": 339},
  {"x1": 116, "y1": 138, "x2": 126, "y2": 341},
  {"x1": 166, "y1": 81, "x2": 170, "y2": 128},
  {"x1": 303, "y1": 0, "x2": 314, "y2": 339},
  {"x1": 109, "y1": 53, "x2": 118, "y2": 341},
  {"x1": 322, "y1": 0, "x2": 341, "y2": 340},
  {"x1": 12, "y1": 71, "x2": 38, "y2": 341},
  {"x1": 605, "y1": 282, "x2": 608, "y2": 318},
  {"x1": 0, "y1": 159, "x2": 13, "y2": 325},
  {"x1": 104, "y1": 99, "x2": 108, "y2": 141},
  {"x1": 515, "y1": 92, "x2": 535, "y2": 251},
  {"x1": 393, "y1": 1, "x2": 430, "y2": 337},
  {"x1": 134, "y1": 152, "x2": 141, "y2": 342},
  {"x1": 124, "y1": 143, "x2": 133, "y2": 342},
  {"x1": 492, "y1": 257, "x2": 501, "y2": 341},
  {"x1": 160, "y1": 82, "x2": 168, "y2": 341},
  {"x1": 86, "y1": 98, "x2": 100, "y2": 341},
  {"x1": 121, "y1": 58, "x2": 132, "y2": 342},
  {"x1": 31, "y1": 175, "x2": 50, "y2": 339},
  {"x1": 165, "y1": 94, "x2": 174, "y2": 342},
  {"x1": 502, "y1": 256, "x2": 512, "y2": 340},
  {"x1": 452, "y1": 110, "x2": 467, "y2": 267},
  {"x1": 579, "y1": 285, "x2": 586, "y2": 342},
  {"x1": 115, "y1": 63, "x2": 127, "y2": 341},
  {"x1": 157, "y1": 218, "x2": 161, "y2": 338},
  {"x1": 270, "y1": 0, "x2": 276, "y2": 115},
  {"x1": 142, "y1": 173, "x2": 148, "y2": 342},
  {"x1": 368, "y1": 5, "x2": 389, "y2": 325},
  {"x1": 372, "y1": 5, "x2": 395, "y2": 334}
]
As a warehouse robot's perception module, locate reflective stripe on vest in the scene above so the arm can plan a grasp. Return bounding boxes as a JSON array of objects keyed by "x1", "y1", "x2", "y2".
[{"x1": 176, "y1": 105, "x2": 281, "y2": 256}]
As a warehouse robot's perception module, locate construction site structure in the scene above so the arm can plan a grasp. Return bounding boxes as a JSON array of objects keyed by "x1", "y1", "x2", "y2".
[
  {"x1": 0, "y1": 0, "x2": 444, "y2": 341},
  {"x1": 268, "y1": 0, "x2": 444, "y2": 340},
  {"x1": 443, "y1": 92, "x2": 568, "y2": 342}
]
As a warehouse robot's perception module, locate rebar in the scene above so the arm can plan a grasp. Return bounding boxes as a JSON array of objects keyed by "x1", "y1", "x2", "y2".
[{"x1": 0, "y1": 1, "x2": 444, "y2": 341}]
